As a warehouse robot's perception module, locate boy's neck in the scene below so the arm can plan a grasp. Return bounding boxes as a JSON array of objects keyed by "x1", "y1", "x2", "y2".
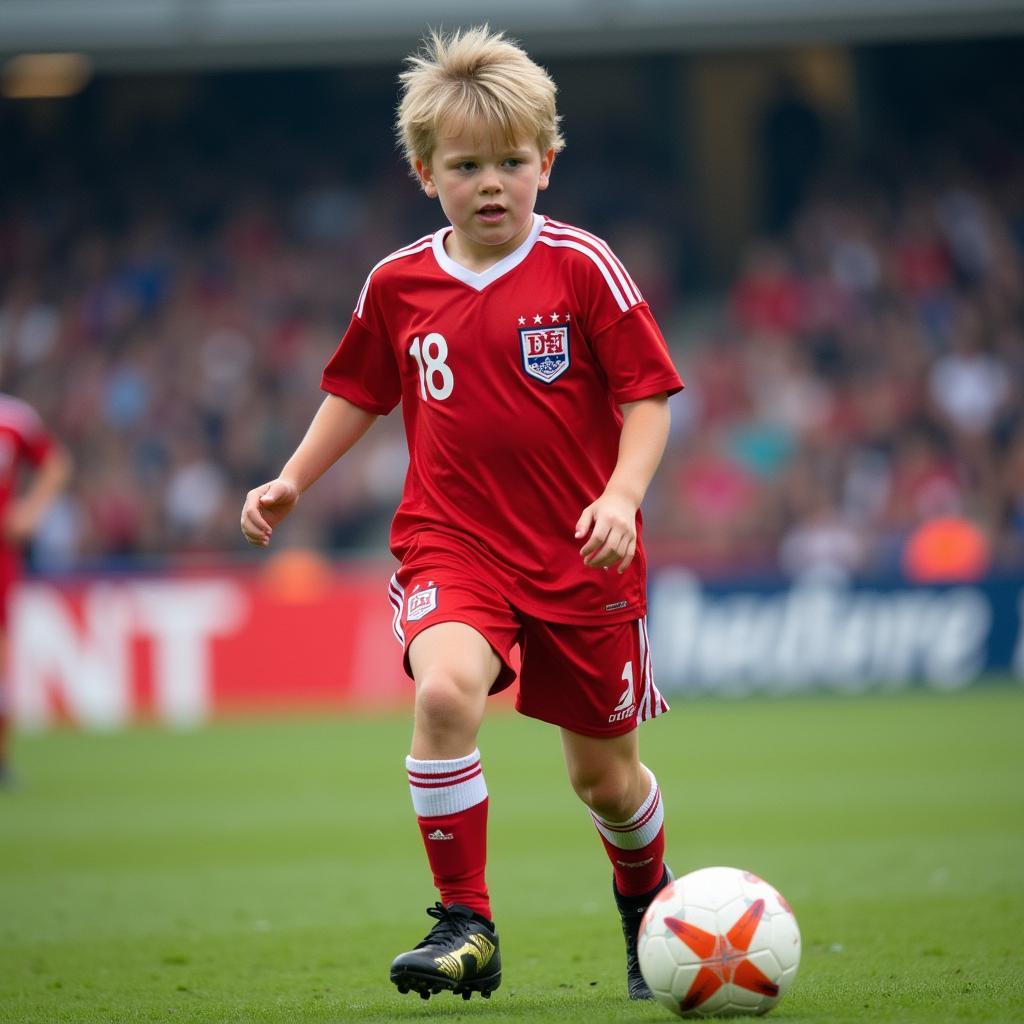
[{"x1": 443, "y1": 219, "x2": 537, "y2": 274}]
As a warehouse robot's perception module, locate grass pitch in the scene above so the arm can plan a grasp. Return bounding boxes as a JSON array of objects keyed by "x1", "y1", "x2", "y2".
[{"x1": 2, "y1": 687, "x2": 1022, "y2": 1023}]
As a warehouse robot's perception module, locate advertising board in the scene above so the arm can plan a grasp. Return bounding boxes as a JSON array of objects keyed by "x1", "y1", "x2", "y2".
[{"x1": 9, "y1": 564, "x2": 1022, "y2": 729}]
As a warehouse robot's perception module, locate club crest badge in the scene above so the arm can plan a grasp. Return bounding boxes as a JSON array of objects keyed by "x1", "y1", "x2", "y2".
[
  {"x1": 519, "y1": 324, "x2": 571, "y2": 384},
  {"x1": 407, "y1": 586, "x2": 438, "y2": 622}
]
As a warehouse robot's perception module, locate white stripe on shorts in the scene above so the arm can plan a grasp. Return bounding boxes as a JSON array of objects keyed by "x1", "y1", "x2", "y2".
[
  {"x1": 638, "y1": 617, "x2": 668, "y2": 723},
  {"x1": 387, "y1": 573, "x2": 405, "y2": 645}
]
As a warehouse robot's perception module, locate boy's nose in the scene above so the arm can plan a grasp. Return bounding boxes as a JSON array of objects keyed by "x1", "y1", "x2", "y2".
[{"x1": 479, "y1": 170, "x2": 502, "y2": 193}]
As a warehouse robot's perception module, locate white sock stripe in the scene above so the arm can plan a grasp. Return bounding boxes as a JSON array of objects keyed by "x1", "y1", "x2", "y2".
[
  {"x1": 593, "y1": 768, "x2": 657, "y2": 829},
  {"x1": 590, "y1": 770, "x2": 663, "y2": 850},
  {"x1": 407, "y1": 761, "x2": 481, "y2": 786},
  {"x1": 409, "y1": 765, "x2": 483, "y2": 789},
  {"x1": 409, "y1": 773, "x2": 488, "y2": 817},
  {"x1": 591, "y1": 789, "x2": 664, "y2": 850},
  {"x1": 406, "y1": 751, "x2": 488, "y2": 817},
  {"x1": 406, "y1": 749, "x2": 480, "y2": 775},
  {"x1": 592, "y1": 788, "x2": 661, "y2": 836}
]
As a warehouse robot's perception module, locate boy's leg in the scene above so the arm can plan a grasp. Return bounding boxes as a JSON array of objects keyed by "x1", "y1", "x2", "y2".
[
  {"x1": 561, "y1": 727, "x2": 671, "y2": 999},
  {"x1": 560, "y1": 729, "x2": 667, "y2": 896},
  {"x1": 392, "y1": 620, "x2": 505, "y2": 1000},
  {"x1": 407, "y1": 621, "x2": 499, "y2": 917},
  {"x1": 514, "y1": 614, "x2": 671, "y2": 999}
]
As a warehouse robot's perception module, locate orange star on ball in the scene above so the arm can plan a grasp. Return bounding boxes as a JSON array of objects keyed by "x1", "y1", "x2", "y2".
[{"x1": 665, "y1": 899, "x2": 780, "y2": 1012}]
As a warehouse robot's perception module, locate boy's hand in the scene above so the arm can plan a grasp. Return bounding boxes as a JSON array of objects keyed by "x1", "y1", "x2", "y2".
[
  {"x1": 574, "y1": 490, "x2": 639, "y2": 573},
  {"x1": 3, "y1": 500, "x2": 41, "y2": 544},
  {"x1": 241, "y1": 478, "x2": 300, "y2": 547}
]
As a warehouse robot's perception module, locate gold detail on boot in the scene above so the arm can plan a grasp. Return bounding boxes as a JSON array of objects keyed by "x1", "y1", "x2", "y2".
[{"x1": 433, "y1": 934, "x2": 496, "y2": 980}]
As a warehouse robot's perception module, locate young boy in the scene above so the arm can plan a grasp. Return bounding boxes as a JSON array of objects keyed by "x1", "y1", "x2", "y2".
[
  {"x1": 240, "y1": 26, "x2": 683, "y2": 1002},
  {"x1": 0, "y1": 393, "x2": 71, "y2": 786}
]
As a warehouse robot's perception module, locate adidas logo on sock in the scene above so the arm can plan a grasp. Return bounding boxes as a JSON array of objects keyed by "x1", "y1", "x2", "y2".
[
  {"x1": 427, "y1": 828, "x2": 454, "y2": 841},
  {"x1": 616, "y1": 857, "x2": 654, "y2": 868}
]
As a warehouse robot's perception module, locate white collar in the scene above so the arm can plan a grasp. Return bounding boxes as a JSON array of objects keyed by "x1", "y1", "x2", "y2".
[{"x1": 431, "y1": 213, "x2": 544, "y2": 291}]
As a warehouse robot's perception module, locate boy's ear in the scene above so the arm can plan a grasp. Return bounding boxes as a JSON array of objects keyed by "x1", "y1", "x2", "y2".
[
  {"x1": 537, "y1": 148, "x2": 556, "y2": 191},
  {"x1": 415, "y1": 159, "x2": 438, "y2": 198}
]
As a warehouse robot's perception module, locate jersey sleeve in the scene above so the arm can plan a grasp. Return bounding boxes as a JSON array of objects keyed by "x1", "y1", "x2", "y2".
[
  {"x1": 321, "y1": 276, "x2": 402, "y2": 415},
  {"x1": 590, "y1": 303, "x2": 683, "y2": 405},
  {"x1": 570, "y1": 239, "x2": 683, "y2": 404}
]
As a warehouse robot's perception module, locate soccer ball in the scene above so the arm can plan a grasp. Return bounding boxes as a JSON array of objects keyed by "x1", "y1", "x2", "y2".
[{"x1": 638, "y1": 866, "x2": 801, "y2": 1018}]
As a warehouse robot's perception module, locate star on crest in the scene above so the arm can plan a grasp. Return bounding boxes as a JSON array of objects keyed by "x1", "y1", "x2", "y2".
[
  {"x1": 549, "y1": 312, "x2": 560, "y2": 323},
  {"x1": 665, "y1": 899, "x2": 779, "y2": 1012},
  {"x1": 532, "y1": 314, "x2": 543, "y2": 325},
  {"x1": 517, "y1": 316, "x2": 526, "y2": 326}
]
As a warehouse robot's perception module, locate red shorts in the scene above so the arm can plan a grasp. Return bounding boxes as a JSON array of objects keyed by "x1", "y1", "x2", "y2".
[{"x1": 388, "y1": 564, "x2": 669, "y2": 739}]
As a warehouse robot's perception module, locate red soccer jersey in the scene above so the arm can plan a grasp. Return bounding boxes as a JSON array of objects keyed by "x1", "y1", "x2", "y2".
[
  {"x1": 0, "y1": 394, "x2": 53, "y2": 518},
  {"x1": 322, "y1": 214, "x2": 683, "y2": 624},
  {"x1": 0, "y1": 394, "x2": 55, "y2": 618}
]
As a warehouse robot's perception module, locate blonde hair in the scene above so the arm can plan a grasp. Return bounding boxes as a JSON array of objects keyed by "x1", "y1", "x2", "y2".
[{"x1": 396, "y1": 25, "x2": 565, "y2": 170}]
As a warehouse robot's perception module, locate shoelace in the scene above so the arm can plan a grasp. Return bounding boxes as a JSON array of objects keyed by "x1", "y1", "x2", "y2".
[{"x1": 415, "y1": 902, "x2": 470, "y2": 949}]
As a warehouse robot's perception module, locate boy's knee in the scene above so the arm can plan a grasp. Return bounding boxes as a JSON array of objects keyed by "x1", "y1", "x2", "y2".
[
  {"x1": 415, "y1": 669, "x2": 480, "y2": 727},
  {"x1": 568, "y1": 766, "x2": 635, "y2": 821}
]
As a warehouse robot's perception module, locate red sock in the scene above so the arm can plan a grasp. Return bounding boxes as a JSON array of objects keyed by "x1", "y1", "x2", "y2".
[
  {"x1": 591, "y1": 768, "x2": 666, "y2": 896},
  {"x1": 407, "y1": 749, "x2": 491, "y2": 920}
]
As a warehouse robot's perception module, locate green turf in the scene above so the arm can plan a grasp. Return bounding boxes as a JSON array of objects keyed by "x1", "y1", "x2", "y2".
[{"x1": 2, "y1": 687, "x2": 1022, "y2": 1023}]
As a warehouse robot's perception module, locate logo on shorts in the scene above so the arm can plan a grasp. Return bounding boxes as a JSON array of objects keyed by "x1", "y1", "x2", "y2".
[
  {"x1": 520, "y1": 324, "x2": 570, "y2": 384},
  {"x1": 608, "y1": 676, "x2": 636, "y2": 724},
  {"x1": 407, "y1": 585, "x2": 438, "y2": 622}
]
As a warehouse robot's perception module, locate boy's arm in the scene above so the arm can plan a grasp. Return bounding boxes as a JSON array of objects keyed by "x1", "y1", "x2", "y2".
[
  {"x1": 4, "y1": 443, "x2": 72, "y2": 544},
  {"x1": 575, "y1": 393, "x2": 670, "y2": 573},
  {"x1": 241, "y1": 394, "x2": 378, "y2": 547}
]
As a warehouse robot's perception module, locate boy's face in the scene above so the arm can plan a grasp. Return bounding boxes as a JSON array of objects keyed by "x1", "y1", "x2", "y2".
[{"x1": 416, "y1": 121, "x2": 555, "y2": 270}]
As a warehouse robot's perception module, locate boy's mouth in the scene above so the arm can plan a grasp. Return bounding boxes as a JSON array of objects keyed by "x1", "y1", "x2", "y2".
[{"x1": 477, "y1": 204, "x2": 506, "y2": 223}]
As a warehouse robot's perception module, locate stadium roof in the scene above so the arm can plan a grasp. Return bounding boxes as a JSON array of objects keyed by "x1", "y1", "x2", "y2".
[{"x1": 1, "y1": 0, "x2": 1022, "y2": 72}]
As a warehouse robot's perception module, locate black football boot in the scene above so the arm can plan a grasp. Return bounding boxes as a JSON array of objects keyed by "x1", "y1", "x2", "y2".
[
  {"x1": 390, "y1": 902, "x2": 501, "y2": 1001},
  {"x1": 613, "y1": 866, "x2": 674, "y2": 999}
]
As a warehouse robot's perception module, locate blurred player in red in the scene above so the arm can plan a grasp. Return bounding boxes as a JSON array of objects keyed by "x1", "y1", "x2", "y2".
[
  {"x1": 0, "y1": 394, "x2": 71, "y2": 786},
  {"x1": 241, "y1": 26, "x2": 682, "y2": 1002}
]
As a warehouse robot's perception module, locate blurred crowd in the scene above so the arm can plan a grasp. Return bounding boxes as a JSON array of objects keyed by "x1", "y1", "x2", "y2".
[
  {"x1": 0, "y1": 116, "x2": 1021, "y2": 581},
  {"x1": 650, "y1": 168, "x2": 1024, "y2": 579}
]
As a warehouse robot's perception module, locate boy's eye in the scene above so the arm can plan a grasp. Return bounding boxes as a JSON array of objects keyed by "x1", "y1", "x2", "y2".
[
  {"x1": 504, "y1": 159, "x2": 522, "y2": 168},
  {"x1": 456, "y1": 161, "x2": 477, "y2": 172}
]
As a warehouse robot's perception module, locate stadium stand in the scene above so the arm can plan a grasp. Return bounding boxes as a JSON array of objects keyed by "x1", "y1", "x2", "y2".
[{"x1": 0, "y1": 50, "x2": 1021, "y2": 580}]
